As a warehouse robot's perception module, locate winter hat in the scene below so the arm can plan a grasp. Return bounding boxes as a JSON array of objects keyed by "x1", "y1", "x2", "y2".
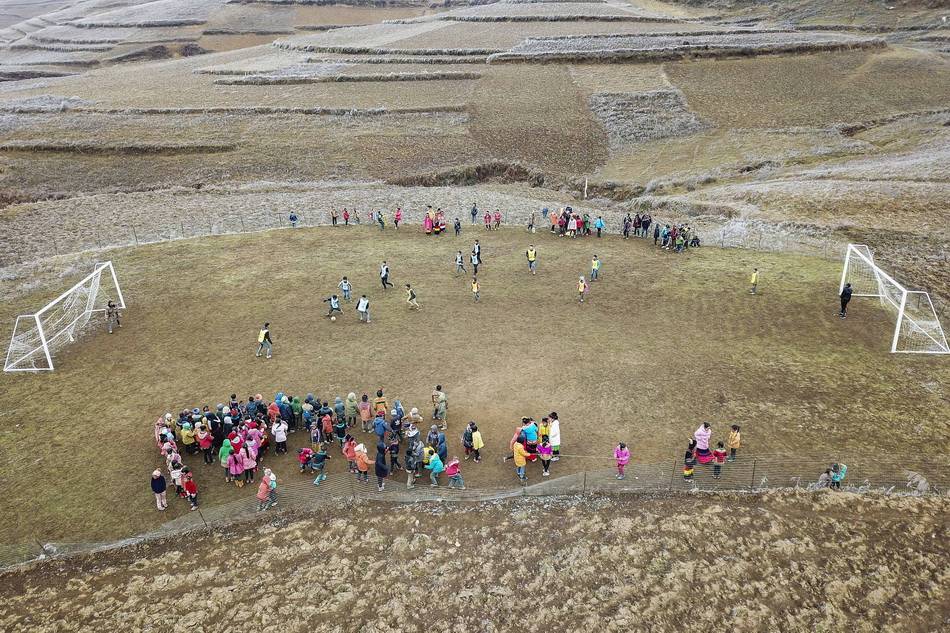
[
  {"x1": 182, "y1": 422, "x2": 192, "y2": 430},
  {"x1": 255, "y1": 394, "x2": 262, "y2": 401},
  {"x1": 164, "y1": 413, "x2": 172, "y2": 421},
  {"x1": 152, "y1": 470, "x2": 162, "y2": 477},
  {"x1": 410, "y1": 407, "x2": 419, "y2": 417},
  {"x1": 348, "y1": 392, "x2": 356, "y2": 400},
  {"x1": 281, "y1": 396, "x2": 290, "y2": 404}
]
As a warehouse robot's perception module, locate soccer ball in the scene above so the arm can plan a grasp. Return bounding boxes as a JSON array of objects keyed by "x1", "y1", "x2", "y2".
[{"x1": 331, "y1": 316, "x2": 336, "y2": 322}]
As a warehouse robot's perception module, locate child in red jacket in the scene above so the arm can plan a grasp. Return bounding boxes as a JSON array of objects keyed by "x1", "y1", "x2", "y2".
[{"x1": 183, "y1": 470, "x2": 198, "y2": 510}]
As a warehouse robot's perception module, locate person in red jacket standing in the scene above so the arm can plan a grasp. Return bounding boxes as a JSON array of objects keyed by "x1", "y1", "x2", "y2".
[{"x1": 183, "y1": 469, "x2": 198, "y2": 511}]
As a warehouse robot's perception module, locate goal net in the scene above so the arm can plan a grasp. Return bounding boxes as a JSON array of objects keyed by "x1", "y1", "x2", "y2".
[
  {"x1": 840, "y1": 244, "x2": 949, "y2": 354},
  {"x1": 4, "y1": 261, "x2": 125, "y2": 372}
]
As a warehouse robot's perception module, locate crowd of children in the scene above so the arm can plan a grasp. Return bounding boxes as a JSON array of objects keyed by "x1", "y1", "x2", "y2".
[{"x1": 502, "y1": 414, "x2": 562, "y2": 484}]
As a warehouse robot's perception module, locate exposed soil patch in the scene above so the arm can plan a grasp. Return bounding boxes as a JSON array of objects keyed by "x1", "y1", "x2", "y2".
[{"x1": 589, "y1": 88, "x2": 709, "y2": 148}]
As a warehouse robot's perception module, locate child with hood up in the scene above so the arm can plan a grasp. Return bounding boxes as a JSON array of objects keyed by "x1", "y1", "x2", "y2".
[
  {"x1": 345, "y1": 393, "x2": 359, "y2": 427},
  {"x1": 228, "y1": 449, "x2": 245, "y2": 486},
  {"x1": 354, "y1": 444, "x2": 371, "y2": 482},
  {"x1": 614, "y1": 442, "x2": 630, "y2": 480},
  {"x1": 291, "y1": 396, "x2": 303, "y2": 431},
  {"x1": 426, "y1": 452, "x2": 445, "y2": 487},
  {"x1": 151, "y1": 469, "x2": 168, "y2": 511},
  {"x1": 241, "y1": 444, "x2": 257, "y2": 485},
  {"x1": 334, "y1": 397, "x2": 345, "y2": 423}
]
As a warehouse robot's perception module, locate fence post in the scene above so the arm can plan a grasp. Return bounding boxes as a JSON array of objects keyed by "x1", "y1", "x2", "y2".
[
  {"x1": 208, "y1": 216, "x2": 213, "y2": 235},
  {"x1": 669, "y1": 458, "x2": 676, "y2": 490},
  {"x1": 583, "y1": 471, "x2": 587, "y2": 495},
  {"x1": 750, "y1": 458, "x2": 757, "y2": 491},
  {"x1": 180, "y1": 220, "x2": 185, "y2": 238},
  {"x1": 131, "y1": 224, "x2": 138, "y2": 246},
  {"x1": 240, "y1": 213, "x2": 246, "y2": 233},
  {"x1": 95, "y1": 224, "x2": 102, "y2": 249},
  {"x1": 277, "y1": 213, "x2": 282, "y2": 228}
]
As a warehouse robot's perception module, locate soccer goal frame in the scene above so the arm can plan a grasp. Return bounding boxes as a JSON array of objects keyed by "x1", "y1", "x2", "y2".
[
  {"x1": 839, "y1": 244, "x2": 949, "y2": 355},
  {"x1": 4, "y1": 261, "x2": 125, "y2": 372}
]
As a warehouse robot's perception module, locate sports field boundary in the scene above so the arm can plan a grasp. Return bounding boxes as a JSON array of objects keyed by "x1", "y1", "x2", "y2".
[{"x1": 1, "y1": 453, "x2": 945, "y2": 571}]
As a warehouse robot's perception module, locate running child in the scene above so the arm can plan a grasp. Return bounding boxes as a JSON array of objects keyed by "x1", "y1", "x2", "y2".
[
  {"x1": 405, "y1": 284, "x2": 421, "y2": 310},
  {"x1": 526, "y1": 245, "x2": 538, "y2": 275},
  {"x1": 472, "y1": 277, "x2": 480, "y2": 302},
  {"x1": 324, "y1": 295, "x2": 343, "y2": 318}
]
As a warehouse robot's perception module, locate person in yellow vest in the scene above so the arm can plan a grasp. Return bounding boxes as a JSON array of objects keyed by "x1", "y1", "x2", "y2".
[
  {"x1": 526, "y1": 245, "x2": 538, "y2": 275},
  {"x1": 591, "y1": 255, "x2": 602, "y2": 281},
  {"x1": 471, "y1": 277, "x2": 480, "y2": 302},
  {"x1": 577, "y1": 275, "x2": 588, "y2": 303},
  {"x1": 749, "y1": 268, "x2": 758, "y2": 294},
  {"x1": 255, "y1": 322, "x2": 272, "y2": 359}
]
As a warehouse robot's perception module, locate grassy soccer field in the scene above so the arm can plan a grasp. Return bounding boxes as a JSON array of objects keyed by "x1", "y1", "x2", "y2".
[{"x1": 0, "y1": 225, "x2": 948, "y2": 545}]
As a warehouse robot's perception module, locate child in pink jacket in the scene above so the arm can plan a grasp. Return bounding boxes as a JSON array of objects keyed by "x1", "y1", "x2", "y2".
[
  {"x1": 614, "y1": 442, "x2": 630, "y2": 480},
  {"x1": 445, "y1": 457, "x2": 465, "y2": 489}
]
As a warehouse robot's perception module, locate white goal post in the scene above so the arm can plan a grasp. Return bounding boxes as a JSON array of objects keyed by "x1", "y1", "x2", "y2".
[
  {"x1": 4, "y1": 261, "x2": 125, "y2": 372},
  {"x1": 839, "y1": 244, "x2": 949, "y2": 354}
]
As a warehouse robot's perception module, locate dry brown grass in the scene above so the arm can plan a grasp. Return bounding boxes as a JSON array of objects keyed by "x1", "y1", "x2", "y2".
[
  {"x1": 1, "y1": 492, "x2": 948, "y2": 631},
  {"x1": 665, "y1": 47, "x2": 950, "y2": 128}
]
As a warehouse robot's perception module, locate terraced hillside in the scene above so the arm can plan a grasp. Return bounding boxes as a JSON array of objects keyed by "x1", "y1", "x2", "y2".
[{"x1": 0, "y1": 1, "x2": 948, "y2": 614}]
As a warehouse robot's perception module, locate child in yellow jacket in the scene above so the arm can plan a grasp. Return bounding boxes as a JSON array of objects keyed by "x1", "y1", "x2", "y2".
[{"x1": 727, "y1": 425, "x2": 741, "y2": 462}]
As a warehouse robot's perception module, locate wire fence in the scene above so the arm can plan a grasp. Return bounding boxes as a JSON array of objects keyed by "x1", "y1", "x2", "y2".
[{"x1": 2, "y1": 453, "x2": 945, "y2": 571}]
